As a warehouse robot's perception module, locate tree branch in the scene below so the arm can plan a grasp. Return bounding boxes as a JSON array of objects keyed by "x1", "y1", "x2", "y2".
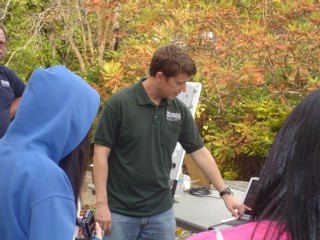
[{"x1": 0, "y1": 0, "x2": 11, "y2": 20}]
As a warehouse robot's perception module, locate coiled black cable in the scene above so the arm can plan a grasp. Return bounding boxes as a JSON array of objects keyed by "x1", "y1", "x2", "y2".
[{"x1": 188, "y1": 187, "x2": 220, "y2": 199}]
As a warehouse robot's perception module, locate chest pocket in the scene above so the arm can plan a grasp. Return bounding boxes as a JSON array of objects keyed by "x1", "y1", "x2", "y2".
[{"x1": 160, "y1": 122, "x2": 181, "y2": 154}]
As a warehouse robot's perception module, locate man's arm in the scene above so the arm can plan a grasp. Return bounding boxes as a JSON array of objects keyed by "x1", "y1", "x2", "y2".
[
  {"x1": 10, "y1": 97, "x2": 22, "y2": 118},
  {"x1": 93, "y1": 143, "x2": 112, "y2": 234},
  {"x1": 190, "y1": 146, "x2": 247, "y2": 218}
]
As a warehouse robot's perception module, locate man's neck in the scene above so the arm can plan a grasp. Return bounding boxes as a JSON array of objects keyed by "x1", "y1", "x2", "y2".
[{"x1": 142, "y1": 77, "x2": 163, "y2": 105}]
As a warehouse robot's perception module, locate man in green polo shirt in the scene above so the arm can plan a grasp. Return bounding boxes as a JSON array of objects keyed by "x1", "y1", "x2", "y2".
[{"x1": 93, "y1": 44, "x2": 246, "y2": 240}]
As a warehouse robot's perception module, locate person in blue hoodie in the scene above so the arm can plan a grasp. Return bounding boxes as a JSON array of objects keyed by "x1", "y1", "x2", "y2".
[{"x1": 0, "y1": 65, "x2": 101, "y2": 240}]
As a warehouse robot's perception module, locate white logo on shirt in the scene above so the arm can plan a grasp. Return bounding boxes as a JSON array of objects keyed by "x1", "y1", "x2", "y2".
[
  {"x1": 167, "y1": 111, "x2": 181, "y2": 122},
  {"x1": 1, "y1": 80, "x2": 10, "y2": 88}
]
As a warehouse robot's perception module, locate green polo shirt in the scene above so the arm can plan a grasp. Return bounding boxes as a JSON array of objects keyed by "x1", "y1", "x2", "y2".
[{"x1": 94, "y1": 79, "x2": 204, "y2": 217}]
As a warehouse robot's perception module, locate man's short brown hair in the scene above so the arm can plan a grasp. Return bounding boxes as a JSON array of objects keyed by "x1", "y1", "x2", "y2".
[{"x1": 149, "y1": 44, "x2": 196, "y2": 77}]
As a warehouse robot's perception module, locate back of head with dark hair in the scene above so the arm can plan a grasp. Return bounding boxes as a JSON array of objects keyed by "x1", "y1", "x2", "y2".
[
  {"x1": 251, "y1": 88, "x2": 320, "y2": 240},
  {"x1": 149, "y1": 44, "x2": 196, "y2": 77}
]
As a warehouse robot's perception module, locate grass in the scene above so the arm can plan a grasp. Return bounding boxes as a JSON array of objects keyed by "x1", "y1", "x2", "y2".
[{"x1": 176, "y1": 227, "x2": 193, "y2": 239}]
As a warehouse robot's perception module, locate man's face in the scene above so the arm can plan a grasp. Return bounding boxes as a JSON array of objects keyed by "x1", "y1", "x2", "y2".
[
  {"x1": 161, "y1": 73, "x2": 190, "y2": 100},
  {"x1": 0, "y1": 29, "x2": 7, "y2": 61}
]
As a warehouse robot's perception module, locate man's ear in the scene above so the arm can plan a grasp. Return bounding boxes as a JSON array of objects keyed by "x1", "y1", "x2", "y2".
[{"x1": 155, "y1": 71, "x2": 165, "y2": 82}]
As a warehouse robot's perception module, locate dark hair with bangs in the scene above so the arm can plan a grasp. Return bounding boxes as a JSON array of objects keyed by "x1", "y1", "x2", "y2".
[
  {"x1": 59, "y1": 131, "x2": 91, "y2": 214},
  {"x1": 149, "y1": 44, "x2": 196, "y2": 77},
  {"x1": 251, "y1": 88, "x2": 320, "y2": 240}
]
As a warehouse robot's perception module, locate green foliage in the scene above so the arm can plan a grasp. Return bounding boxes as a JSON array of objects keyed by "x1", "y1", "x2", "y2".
[
  {"x1": 183, "y1": 0, "x2": 320, "y2": 179},
  {"x1": 1, "y1": 0, "x2": 319, "y2": 180}
]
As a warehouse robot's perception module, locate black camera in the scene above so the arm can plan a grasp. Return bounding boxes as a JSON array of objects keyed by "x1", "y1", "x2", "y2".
[{"x1": 81, "y1": 208, "x2": 95, "y2": 238}]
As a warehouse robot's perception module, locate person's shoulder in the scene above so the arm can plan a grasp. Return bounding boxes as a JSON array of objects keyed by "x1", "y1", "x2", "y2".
[
  {"x1": 174, "y1": 97, "x2": 189, "y2": 108},
  {"x1": 0, "y1": 64, "x2": 16, "y2": 74},
  {"x1": 221, "y1": 221, "x2": 283, "y2": 239},
  {"x1": 186, "y1": 230, "x2": 216, "y2": 240},
  {"x1": 0, "y1": 64, "x2": 23, "y2": 82},
  {"x1": 109, "y1": 82, "x2": 137, "y2": 101},
  {"x1": 171, "y1": 98, "x2": 192, "y2": 117}
]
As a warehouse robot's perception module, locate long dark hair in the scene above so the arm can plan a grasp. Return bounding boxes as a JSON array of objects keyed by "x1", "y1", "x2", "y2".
[
  {"x1": 251, "y1": 89, "x2": 320, "y2": 240},
  {"x1": 59, "y1": 131, "x2": 91, "y2": 211}
]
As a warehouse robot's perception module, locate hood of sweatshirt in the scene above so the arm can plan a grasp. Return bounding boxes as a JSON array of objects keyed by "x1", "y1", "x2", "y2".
[{"x1": 2, "y1": 65, "x2": 100, "y2": 163}]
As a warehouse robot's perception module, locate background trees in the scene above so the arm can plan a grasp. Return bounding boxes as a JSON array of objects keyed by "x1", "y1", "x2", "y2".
[{"x1": 1, "y1": 0, "x2": 319, "y2": 179}]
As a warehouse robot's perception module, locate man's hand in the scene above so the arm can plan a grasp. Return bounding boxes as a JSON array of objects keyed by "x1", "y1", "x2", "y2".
[
  {"x1": 95, "y1": 202, "x2": 112, "y2": 235},
  {"x1": 222, "y1": 194, "x2": 250, "y2": 219}
]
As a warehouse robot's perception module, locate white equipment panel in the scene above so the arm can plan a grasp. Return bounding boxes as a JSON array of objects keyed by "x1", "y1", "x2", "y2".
[{"x1": 170, "y1": 82, "x2": 202, "y2": 181}]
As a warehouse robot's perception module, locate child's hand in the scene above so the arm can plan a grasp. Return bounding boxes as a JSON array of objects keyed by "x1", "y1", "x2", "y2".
[{"x1": 93, "y1": 222, "x2": 104, "y2": 239}]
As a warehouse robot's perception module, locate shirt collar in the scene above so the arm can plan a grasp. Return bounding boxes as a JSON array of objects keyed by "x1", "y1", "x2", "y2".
[{"x1": 135, "y1": 78, "x2": 173, "y2": 106}]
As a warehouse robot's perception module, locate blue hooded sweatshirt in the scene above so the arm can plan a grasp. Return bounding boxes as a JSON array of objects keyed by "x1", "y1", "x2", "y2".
[{"x1": 0, "y1": 65, "x2": 100, "y2": 240}]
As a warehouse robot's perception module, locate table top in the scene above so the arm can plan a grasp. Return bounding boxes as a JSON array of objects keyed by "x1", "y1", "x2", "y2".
[{"x1": 173, "y1": 187, "x2": 245, "y2": 233}]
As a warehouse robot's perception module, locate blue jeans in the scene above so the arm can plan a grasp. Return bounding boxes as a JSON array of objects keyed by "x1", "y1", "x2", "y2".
[{"x1": 103, "y1": 208, "x2": 176, "y2": 240}]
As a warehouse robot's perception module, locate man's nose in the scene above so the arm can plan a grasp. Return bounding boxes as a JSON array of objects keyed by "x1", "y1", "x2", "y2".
[{"x1": 180, "y1": 84, "x2": 187, "y2": 93}]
